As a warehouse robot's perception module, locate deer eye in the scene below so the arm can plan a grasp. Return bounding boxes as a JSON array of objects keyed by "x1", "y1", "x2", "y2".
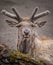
[
  {"x1": 31, "y1": 25, "x2": 35, "y2": 27},
  {"x1": 31, "y1": 24, "x2": 36, "y2": 27},
  {"x1": 16, "y1": 25, "x2": 22, "y2": 27}
]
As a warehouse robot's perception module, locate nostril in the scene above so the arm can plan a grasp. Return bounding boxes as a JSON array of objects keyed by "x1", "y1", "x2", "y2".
[{"x1": 24, "y1": 31, "x2": 29, "y2": 35}]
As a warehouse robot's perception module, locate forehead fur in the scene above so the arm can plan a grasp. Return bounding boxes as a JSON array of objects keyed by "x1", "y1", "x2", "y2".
[
  {"x1": 21, "y1": 21, "x2": 32, "y2": 26},
  {"x1": 22, "y1": 17, "x2": 30, "y2": 21}
]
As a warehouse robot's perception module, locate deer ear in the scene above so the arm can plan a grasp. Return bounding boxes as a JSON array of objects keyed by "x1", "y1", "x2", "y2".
[
  {"x1": 37, "y1": 21, "x2": 47, "y2": 27},
  {"x1": 6, "y1": 20, "x2": 18, "y2": 27}
]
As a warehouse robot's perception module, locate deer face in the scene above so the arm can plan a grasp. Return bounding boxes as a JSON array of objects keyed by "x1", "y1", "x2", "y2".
[
  {"x1": 19, "y1": 22, "x2": 32, "y2": 38},
  {"x1": 17, "y1": 20, "x2": 36, "y2": 38},
  {"x1": 15, "y1": 16, "x2": 47, "y2": 39}
]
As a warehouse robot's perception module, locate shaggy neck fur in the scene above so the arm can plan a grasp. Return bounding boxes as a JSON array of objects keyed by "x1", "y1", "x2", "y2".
[{"x1": 17, "y1": 30, "x2": 41, "y2": 57}]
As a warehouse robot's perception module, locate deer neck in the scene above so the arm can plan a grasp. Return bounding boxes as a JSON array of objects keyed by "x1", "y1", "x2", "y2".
[
  {"x1": 17, "y1": 31, "x2": 35, "y2": 54},
  {"x1": 17, "y1": 29, "x2": 41, "y2": 54}
]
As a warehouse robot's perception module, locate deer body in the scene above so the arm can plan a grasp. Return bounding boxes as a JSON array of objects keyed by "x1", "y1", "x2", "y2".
[{"x1": 35, "y1": 38, "x2": 53, "y2": 65}]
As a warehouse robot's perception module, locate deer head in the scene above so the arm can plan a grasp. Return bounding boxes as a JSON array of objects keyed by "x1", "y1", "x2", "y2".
[
  {"x1": 1, "y1": 7, "x2": 50, "y2": 38},
  {"x1": 1, "y1": 7, "x2": 50, "y2": 54}
]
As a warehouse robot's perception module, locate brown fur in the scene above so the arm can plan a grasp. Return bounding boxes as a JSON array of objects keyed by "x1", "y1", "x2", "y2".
[{"x1": 22, "y1": 17, "x2": 30, "y2": 21}]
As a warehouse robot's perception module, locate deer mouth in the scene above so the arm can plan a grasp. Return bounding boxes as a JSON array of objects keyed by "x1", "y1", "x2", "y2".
[{"x1": 23, "y1": 35, "x2": 30, "y2": 38}]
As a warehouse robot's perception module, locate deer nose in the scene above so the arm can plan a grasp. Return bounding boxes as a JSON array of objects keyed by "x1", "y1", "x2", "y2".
[{"x1": 24, "y1": 30, "x2": 29, "y2": 35}]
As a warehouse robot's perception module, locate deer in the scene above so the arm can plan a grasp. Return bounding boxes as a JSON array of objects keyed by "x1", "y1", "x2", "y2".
[{"x1": 1, "y1": 7, "x2": 53, "y2": 65}]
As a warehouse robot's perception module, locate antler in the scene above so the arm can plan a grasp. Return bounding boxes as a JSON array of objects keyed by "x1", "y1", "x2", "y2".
[
  {"x1": 12, "y1": 8, "x2": 22, "y2": 22},
  {"x1": 30, "y1": 8, "x2": 50, "y2": 27},
  {"x1": 1, "y1": 8, "x2": 22, "y2": 22},
  {"x1": 1, "y1": 10, "x2": 16, "y2": 19},
  {"x1": 31, "y1": 7, "x2": 39, "y2": 21},
  {"x1": 31, "y1": 10, "x2": 50, "y2": 22},
  {"x1": 1, "y1": 7, "x2": 50, "y2": 28},
  {"x1": 34, "y1": 10, "x2": 50, "y2": 20}
]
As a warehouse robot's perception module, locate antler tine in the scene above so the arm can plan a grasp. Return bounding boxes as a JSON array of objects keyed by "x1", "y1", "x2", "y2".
[
  {"x1": 33, "y1": 10, "x2": 50, "y2": 21},
  {"x1": 1, "y1": 10, "x2": 16, "y2": 19},
  {"x1": 12, "y1": 7, "x2": 22, "y2": 22},
  {"x1": 31, "y1": 7, "x2": 39, "y2": 20}
]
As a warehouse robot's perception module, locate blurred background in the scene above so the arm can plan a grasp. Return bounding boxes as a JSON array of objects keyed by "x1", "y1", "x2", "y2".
[{"x1": 0, "y1": 0, "x2": 53, "y2": 49}]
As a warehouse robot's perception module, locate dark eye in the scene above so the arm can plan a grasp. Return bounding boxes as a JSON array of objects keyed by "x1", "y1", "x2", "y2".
[
  {"x1": 16, "y1": 25, "x2": 22, "y2": 28},
  {"x1": 31, "y1": 24, "x2": 36, "y2": 27}
]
